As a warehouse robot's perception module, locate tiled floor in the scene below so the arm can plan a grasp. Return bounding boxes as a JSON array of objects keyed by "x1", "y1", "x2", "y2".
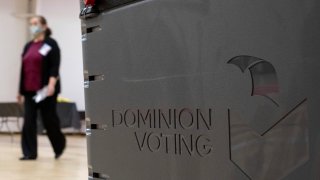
[{"x1": 0, "y1": 134, "x2": 88, "y2": 180}]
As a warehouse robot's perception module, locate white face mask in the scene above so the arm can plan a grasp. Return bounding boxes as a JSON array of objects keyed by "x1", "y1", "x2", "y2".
[{"x1": 30, "y1": 25, "x2": 43, "y2": 36}]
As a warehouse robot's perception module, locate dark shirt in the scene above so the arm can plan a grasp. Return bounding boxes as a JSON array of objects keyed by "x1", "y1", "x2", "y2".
[
  {"x1": 19, "y1": 37, "x2": 61, "y2": 96},
  {"x1": 22, "y1": 41, "x2": 43, "y2": 92}
]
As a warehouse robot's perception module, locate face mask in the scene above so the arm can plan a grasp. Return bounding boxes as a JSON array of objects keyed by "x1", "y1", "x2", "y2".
[{"x1": 30, "y1": 25, "x2": 43, "y2": 36}]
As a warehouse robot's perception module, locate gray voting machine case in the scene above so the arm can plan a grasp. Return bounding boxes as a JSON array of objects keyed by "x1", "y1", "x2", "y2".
[{"x1": 80, "y1": 0, "x2": 320, "y2": 179}]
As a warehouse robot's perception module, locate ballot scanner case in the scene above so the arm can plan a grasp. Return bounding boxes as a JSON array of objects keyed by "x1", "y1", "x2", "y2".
[{"x1": 80, "y1": 0, "x2": 320, "y2": 179}]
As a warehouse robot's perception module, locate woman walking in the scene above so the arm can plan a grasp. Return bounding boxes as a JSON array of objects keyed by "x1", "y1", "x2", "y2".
[{"x1": 17, "y1": 15, "x2": 66, "y2": 160}]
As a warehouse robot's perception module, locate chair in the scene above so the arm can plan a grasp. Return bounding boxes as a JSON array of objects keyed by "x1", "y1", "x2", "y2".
[{"x1": 0, "y1": 103, "x2": 23, "y2": 142}]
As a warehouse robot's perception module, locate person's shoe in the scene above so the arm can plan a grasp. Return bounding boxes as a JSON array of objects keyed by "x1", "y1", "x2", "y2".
[
  {"x1": 55, "y1": 139, "x2": 66, "y2": 160},
  {"x1": 19, "y1": 156, "x2": 37, "y2": 160},
  {"x1": 55, "y1": 153, "x2": 63, "y2": 159}
]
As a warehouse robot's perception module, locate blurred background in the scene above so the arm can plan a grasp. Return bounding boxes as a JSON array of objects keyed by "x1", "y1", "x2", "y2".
[
  {"x1": 0, "y1": 0, "x2": 84, "y2": 110},
  {"x1": 0, "y1": 0, "x2": 87, "y2": 179}
]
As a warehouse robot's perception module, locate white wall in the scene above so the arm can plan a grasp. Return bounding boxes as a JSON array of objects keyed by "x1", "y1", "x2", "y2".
[
  {"x1": 36, "y1": 0, "x2": 85, "y2": 110},
  {"x1": 0, "y1": 0, "x2": 28, "y2": 102}
]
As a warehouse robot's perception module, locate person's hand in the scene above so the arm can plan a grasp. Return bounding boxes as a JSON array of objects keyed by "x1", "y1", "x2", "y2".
[
  {"x1": 47, "y1": 85, "x2": 55, "y2": 97},
  {"x1": 17, "y1": 94, "x2": 24, "y2": 105},
  {"x1": 47, "y1": 77, "x2": 57, "y2": 97}
]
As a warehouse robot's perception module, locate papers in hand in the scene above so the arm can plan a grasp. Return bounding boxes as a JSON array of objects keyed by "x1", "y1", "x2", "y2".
[{"x1": 33, "y1": 86, "x2": 48, "y2": 103}]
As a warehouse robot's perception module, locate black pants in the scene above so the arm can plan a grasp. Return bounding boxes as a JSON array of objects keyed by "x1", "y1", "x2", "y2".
[{"x1": 22, "y1": 94, "x2": 66, "y2": 158}]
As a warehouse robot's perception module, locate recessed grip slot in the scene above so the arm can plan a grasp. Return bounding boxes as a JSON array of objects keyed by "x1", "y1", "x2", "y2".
[
  {"x1": 90, "y1": 123, "x2": 108, "y2": 130},
  {"x1": 86, "y1": 25, "x2": 102, "y2": 34},
  {"x1": 88, "y1": 75, "x2": 104, "y2": 82},
  {"x1": 92, "y1": 172, "x2": 109, "y2": 180}
]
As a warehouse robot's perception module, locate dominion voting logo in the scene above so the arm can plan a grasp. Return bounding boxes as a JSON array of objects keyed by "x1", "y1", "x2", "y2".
[
  {"x1": 87, "y1": 55, "x2": 309, "y2": 180},
  {"x1": 228, "y1": 55, "x2": 309, "y2": 180}
]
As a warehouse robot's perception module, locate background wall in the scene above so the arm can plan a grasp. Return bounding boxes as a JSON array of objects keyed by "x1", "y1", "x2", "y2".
[
  {"x1": 0, "y1": 0, "x2": 28, "y2": 102},
  {"x1": 0, "y1": 0, "x2": 85, "y2": 110}
]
